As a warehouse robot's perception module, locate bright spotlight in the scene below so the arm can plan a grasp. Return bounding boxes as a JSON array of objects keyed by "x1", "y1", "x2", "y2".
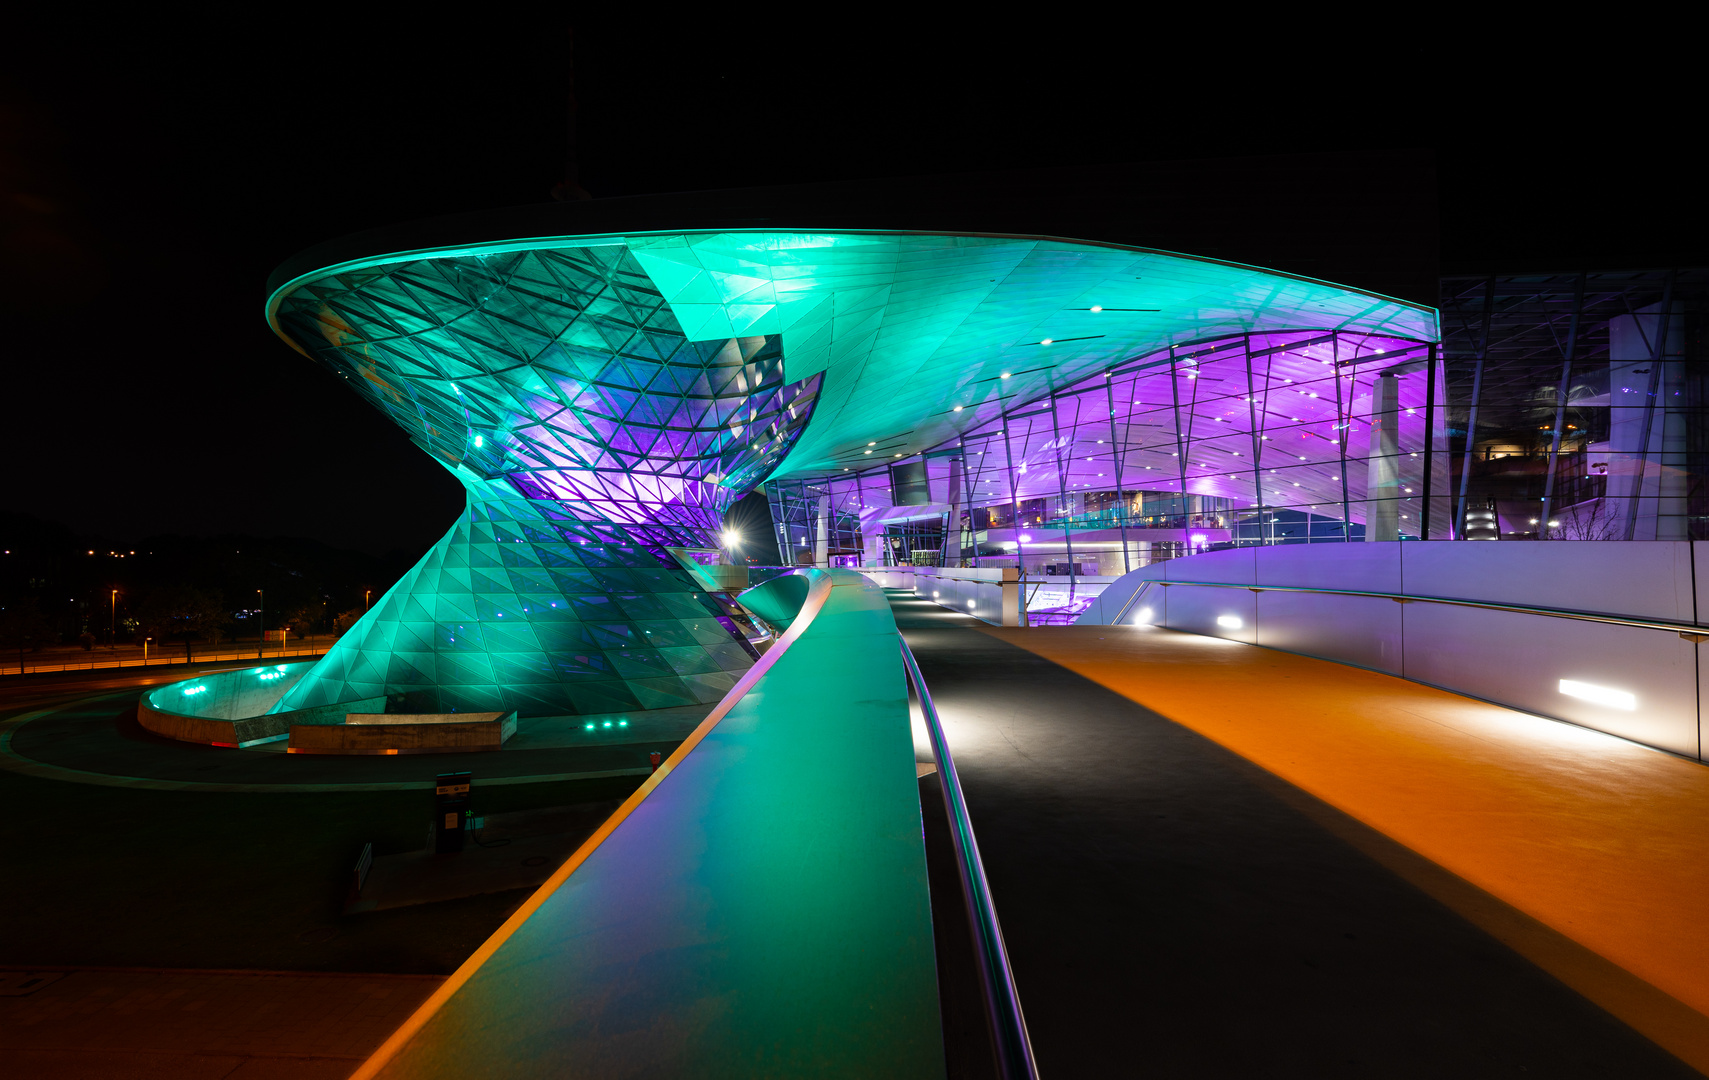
[
  {"x1": 722, "y1": 529, "x2": 741, "y2": 548},
  {"x1": 1216, "y1": 615, "x2": 1243, "y2": 629}
]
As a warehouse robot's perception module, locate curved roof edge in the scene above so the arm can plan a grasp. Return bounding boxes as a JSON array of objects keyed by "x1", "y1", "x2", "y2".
[{"x1": 265, "y1": 193, "x2": 1439, "y2": 326}]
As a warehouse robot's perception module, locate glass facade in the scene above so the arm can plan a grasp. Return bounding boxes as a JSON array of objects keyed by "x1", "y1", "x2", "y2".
[
  {"x1": 766, "y1": 266, "x2": 1709, "y2": 624},
  {"x1": 268, "y1": 229, "x2": 1439, "y2": 708},
  {"x1": 272, "y1": 476, "x2": 757, "y2": 717},
  {"x1": 270, "y1": 244, "x2": 813, "y2": 714},
  {"x1": 769, "y1": 329, "x2": 1447, "y2": 620}
]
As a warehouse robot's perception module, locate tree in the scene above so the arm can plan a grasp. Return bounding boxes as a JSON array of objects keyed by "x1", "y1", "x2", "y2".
[
  {"x1": 1545, "y1": 498, "x2": 1624, "y2": 541},
  {"x1": 332, "y1": 607, "x2": 366, "y2": 637},
  {"x1": 135, "y1": 587, "x2": 225, "y2": 660},
  {"x1": 0, "y1": 599, "x2": 55, "y2": 671},
  {"x1": 281, "y1": 604, "x2": 321, "y2": 635}
]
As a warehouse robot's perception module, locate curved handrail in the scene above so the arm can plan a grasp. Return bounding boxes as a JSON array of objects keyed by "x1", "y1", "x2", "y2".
[
  {"x1": 899, "y1": 636, "x2": 1039, "y2": 1080},
  {"x1": 350, "y1": 570, "x2": 837, "y2": 1080},
  {"x1": 1113, "y1": 577, "x2": 1709, "y2": 639}
]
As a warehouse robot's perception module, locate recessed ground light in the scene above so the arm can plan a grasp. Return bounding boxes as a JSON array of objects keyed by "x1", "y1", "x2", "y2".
[
  {"x1": 1041, "y1": 339, "x2": 1053, "y2": 345},
  {"x1": 1090, "y1": 305, "x2": 1103, "y2": 312},
  {"x1": 1001, "y1": 372, "x2": 1012, "y2": 379},
  {"x1": 1559, "y1": 679, "x2": 1635, "y2": 710}
]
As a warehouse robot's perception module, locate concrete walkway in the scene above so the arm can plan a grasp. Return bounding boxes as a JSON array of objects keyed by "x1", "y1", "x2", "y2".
[{"x1": 890, "y1": 593, "x2": 1699, "y2": 1078}]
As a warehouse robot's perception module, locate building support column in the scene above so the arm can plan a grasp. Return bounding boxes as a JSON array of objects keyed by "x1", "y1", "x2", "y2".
[
  {"x1": 1421, "y1": 343, "x2": 1438, "y2": 540},
  {"x1": 813, "y1": 494, "x2": 830, "y2": 567},
  {"x1": 1333, "y1": 334, "x2": 1353, "y2": 539},
  {"x1": 1456, "y1": 277, "x2": 1496, "y2": 537},
  {"x1": 1000, "y1": 420, "x2": 1029, "y2": 625},
  {"x1": 1366, "y1": 373, "x2": 1401, "y2": 541},
  {"x1": 1245, "y1": 336, "x2": 1265, "y2": 544},
  {"x1": 1047, "y1": 393, "x2": 1078, "y2": 602},
  {"x1": 943, "y1": 453, "x2": 964, "y2": 567},
  {"x1": 1540, "y1": 274, "x2": 1585, "y2": 536},
  {"x1": 1622, "y1": 272, "x2": 1679, "y2": 540},
  {"x1": 1106, "y1": 375, "x2": 1132, "y2": 573}
]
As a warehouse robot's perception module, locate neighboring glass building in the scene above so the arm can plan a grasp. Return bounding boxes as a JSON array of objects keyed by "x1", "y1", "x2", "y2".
[
  {"x1": 266, "y1": 221, "x2": 1437, "y2": 712},
  {"x1": 1440, "y1": 269, "x2": 1708, "y2": 540}
]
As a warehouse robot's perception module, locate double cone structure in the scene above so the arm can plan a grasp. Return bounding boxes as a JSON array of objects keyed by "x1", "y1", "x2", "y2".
[
  {"x1": 267, "y1": 225, "x2": 1437, "y2": 718},
  {"x1": 268, "y1": 244, "x2": 816, "y2": 716}
]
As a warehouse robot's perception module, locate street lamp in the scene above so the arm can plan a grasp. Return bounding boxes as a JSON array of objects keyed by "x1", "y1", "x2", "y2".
[
  {"x1": 365, "y1": 589, "x2": 371, "y2": 612},
  {"x1": 257, "y1": 589, "x2": 264, "y2": 659},
  {"x1": 110, "y1": 589, "x2": 118, "y2": 651}
]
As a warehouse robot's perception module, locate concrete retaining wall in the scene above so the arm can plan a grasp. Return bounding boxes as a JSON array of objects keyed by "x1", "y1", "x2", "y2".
[{"x1": 288, "y1": 712, "x2": 518, "y2": 754}]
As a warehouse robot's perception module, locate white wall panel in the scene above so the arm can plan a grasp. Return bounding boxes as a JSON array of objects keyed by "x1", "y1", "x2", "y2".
[
  {"x1": 1401, "y1": 541, "x2": 1693, "y2": 621},
  {"x1": 911, "y1": 572, "x2": 1002, "y2": 623},
  {"x1": 1118, "y1": 581, "x2": 1167, "y2": 627},
  {"x1": 1161, "y1": 584, "x2": 1256, "y2": 645},
  {"x1": 1165, "y1": 546, "x2": 1254, "y2": 585},
  {"x1": 1401, "y1": 604, "x2": 1699, "y2": 757},
  {"x1": 1077, "y1": 565, "x2": 1167, "y2": 625},
  {"x1": 1256, "y1": 591, "x2": 1403, "y2": 674},
  {"x1": 859, "y1": 570, "x2": 915, "y2": 590},
  {"x1": 1257, "y1": 542, "x2": 1402, "y2": 594}
]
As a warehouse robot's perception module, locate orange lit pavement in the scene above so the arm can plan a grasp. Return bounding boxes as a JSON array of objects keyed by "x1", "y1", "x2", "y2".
[{"x1": 987, "y1": 623, "x2": 1709, "y2": 1072}]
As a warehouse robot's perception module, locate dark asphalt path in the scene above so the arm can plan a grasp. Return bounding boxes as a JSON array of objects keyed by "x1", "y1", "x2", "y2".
[{"x1": 890, "y1": 593, "x2": 1694, "y2": 1079}]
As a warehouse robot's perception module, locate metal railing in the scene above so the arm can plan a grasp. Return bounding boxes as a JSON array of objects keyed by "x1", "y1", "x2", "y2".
[
  {"x1": 1114, "y1": 579, "x2": 1709, "y2": 640},
  {"x1": 898, "y1": 636, "x2": 1039, "y2": 1080}
]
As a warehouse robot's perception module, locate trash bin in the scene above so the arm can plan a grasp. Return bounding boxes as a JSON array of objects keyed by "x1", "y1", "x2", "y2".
[{"x1": 434, "y1": 771, "x2": 472, "y2": 853}]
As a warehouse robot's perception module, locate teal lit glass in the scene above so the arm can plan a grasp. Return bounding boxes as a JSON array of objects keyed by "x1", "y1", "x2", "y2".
[{"x1": 268, "y1": 230, "x2": 1438, "y2": 715}]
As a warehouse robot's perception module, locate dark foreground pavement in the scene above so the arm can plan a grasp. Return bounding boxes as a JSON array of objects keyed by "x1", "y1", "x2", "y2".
[{"x1": 890, "y1": 593, "x2": 1695, "y2": 1079}]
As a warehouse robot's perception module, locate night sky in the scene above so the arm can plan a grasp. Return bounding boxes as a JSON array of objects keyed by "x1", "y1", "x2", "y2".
[{"x1": 4, "y1": 17, "x2": 1700, "y2": 559}]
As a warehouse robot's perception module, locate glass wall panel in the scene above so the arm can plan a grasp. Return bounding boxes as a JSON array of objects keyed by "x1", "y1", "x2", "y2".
[{"x1": 776, "y1": 329, "x2": 1445, "y2": 597}]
